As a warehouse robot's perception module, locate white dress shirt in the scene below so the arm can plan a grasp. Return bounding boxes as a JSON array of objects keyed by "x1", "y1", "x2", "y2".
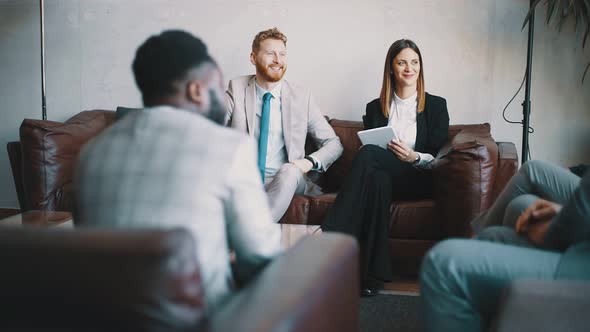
[{"x1": 388, "y1": 92, "x2": 434, "y2": 166}]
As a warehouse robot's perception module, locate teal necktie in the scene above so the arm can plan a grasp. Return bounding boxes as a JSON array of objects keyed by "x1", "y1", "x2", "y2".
[{"x1": 258, "y1": 92, "x2": 272, "y2": 182}]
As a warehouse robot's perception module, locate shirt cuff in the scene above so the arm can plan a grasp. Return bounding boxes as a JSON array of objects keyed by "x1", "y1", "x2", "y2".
[
  {"x1": 309, "y1": 155, "x2": 323, "y2": 171},
  {"x1": 414, "y1": 152, "x2": 434, "y2": 168}
]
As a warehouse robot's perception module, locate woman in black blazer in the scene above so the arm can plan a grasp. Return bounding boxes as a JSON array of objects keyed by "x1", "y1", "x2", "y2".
[{"x1": 322, "y1": 39, "x2": 449, "y2": 296}]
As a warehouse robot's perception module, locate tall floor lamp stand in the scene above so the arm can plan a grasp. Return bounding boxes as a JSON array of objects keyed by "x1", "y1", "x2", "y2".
[
  {"x1": 522, "y1": 0, "x2": 535, "y2": 165},
  {"x1": 40, "y1": 0, "x2": 47, "y2": 120}
]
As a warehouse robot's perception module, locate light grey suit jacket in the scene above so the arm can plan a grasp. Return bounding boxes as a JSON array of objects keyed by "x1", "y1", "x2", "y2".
[
  {"x1": 74, "y1": 106, "x2": 281, "y2": 311},
  {"x1": 225, "y1": 75, "x2": 343, "y2": 172}
]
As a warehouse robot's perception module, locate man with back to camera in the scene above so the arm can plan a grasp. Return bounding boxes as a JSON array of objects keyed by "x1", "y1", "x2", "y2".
[
  {"x1": 73, "y1": 30, "x2": 281, "y2": 311},
  {"x1": 225, "y1": 27, "x2": 344, "y2": 222}
]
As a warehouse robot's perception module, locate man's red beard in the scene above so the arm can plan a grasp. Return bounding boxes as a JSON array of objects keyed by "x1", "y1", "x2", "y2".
[{"x1": 255, "y1": 61, "x2": 287, "y2": 82}]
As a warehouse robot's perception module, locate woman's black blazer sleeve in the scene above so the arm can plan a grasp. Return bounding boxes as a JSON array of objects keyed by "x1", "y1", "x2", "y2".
[
  {"x1": 362, "y1": 93, "x2": 449, "y2": 157},
  {"x1": 421, "y1": 93, "x2": 449, "y2": 157}
]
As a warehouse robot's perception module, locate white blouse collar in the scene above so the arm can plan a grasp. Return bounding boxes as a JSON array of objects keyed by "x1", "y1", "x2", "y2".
[{"x1": 393, "y1": 91, "x2": 417, "y2": 105}]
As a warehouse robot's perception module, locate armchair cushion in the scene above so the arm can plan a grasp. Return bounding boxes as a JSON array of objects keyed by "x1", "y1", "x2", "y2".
[
  {"x1": 493, "y1": 279, "x2": 590, "y2": 332},
  {"x1": 19, "y1": 110, "x2": 115, "y2": 211},
  {"x1": 211, "y1": 233, "x2": 359, "y2": 332},
  {"x1": 432, "y1": 126, "x2": 499, "y2": 237}
]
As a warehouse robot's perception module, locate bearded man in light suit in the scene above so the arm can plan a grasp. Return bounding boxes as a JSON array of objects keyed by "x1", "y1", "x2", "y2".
[{"x1": 226, "y1": 27, "x2": 343, "y2": 222}]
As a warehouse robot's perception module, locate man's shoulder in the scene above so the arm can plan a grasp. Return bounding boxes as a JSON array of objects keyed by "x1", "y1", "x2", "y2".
[
  {"x1": 282, "y1": 79, "x2": 311, "y2": 96},
  {"x1": 90, "y1": 109, "x2": 246, "y2": 148},
  {"x1": 169, "y1": 111, "x2": 248, "y2": 142},
  {"x1": 228, "y1": 75, "x2": 255, "y2": 90}
]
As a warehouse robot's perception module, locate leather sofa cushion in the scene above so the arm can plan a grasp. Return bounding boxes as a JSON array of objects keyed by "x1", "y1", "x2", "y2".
[
  {"x1": 448, "y1": 123, "x2": 492, "y2": 140},
  {"x1": 309, "y1": 193, "x2": 337, "y2": 225},
  {"x1": 279, "y1": 195, "x2": 311, "y2": 224},
  {"x1": 20, "y1": 110, "x2": 116, "y2": 211},
  {"x1": 389, "y1": 199, "x2": 440, "y2": 240},
  {"x1": 432, "y1": 127, "x2": 498, "y2": 237}
]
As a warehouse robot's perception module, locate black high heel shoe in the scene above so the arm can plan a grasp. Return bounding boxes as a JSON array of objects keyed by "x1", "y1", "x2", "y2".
[
  {"x1": 360, "y1": 287, "x2": 379, "y2": 297},
  {"x1": 360, "y1": 277, "x2": 383, "y2": 297}
]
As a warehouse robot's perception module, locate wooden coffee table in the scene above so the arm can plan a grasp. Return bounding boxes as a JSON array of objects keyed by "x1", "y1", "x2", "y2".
[{"x1": 0, "y1": 211, "x2": 73, "y2": 228}]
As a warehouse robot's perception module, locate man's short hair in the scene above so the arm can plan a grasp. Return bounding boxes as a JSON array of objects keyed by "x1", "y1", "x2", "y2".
[
  {"x1": 132, "y1": 30, "x2": 213, "y2": 105},
  {"x1": 251, "y1": 27, "x2": 287, "y2": 53}
]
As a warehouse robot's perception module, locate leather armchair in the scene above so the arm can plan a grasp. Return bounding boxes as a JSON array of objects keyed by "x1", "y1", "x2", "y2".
[
  {"x1": 492, "y1": 279, "x2": 590, "y2": 332},
  {"x1": 0, "y1": 227, "x2": 358, "y2": 332},
  {"x1": 8, "y1": 110, "x2": 117, "y2": 212}
]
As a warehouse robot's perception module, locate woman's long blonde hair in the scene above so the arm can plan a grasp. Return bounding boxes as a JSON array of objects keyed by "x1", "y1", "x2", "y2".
[{"x1": 379, "y1": 39, "x2": 425, "y2": 118}]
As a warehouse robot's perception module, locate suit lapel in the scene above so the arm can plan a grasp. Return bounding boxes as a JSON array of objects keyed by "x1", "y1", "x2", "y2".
[
  {"x1": 281, "y1": 81, "x2": 293, "y2": 161},
  {"x1": 245, "y1": 76, "x2": 257, "y2": 137}
]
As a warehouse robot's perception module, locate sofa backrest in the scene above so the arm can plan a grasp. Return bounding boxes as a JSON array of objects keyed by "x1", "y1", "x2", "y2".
[
  {"x1": 0, "y1": 227, "x2": 207, "y2": 331},
  {"x1": 13, "y1": 110, "x2": 498, "y2": 217},
  {"x1": 18, "y1": 110, "x2": 116, "y2": 211}
]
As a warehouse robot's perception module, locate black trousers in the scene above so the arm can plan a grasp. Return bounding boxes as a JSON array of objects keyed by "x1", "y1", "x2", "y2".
[{"x1": 322, "y1": 145, "x2": 432, "y2": 285}]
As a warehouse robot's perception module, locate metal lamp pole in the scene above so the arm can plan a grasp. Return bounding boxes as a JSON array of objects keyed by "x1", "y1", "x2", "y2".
[
  {"x1": 40, "y1": 0, "x2": 47, "y2": 120},
  {"x1": 522, "y1": 0, "x2": 535, "y2": 164}
]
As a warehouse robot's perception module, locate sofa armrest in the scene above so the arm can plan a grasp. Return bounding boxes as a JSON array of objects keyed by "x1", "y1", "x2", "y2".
[
  {"x1": 493, "y1": 279, "x2": 590, "y2": 332},
  {"x1": 431, "y1": 131, "x2": 499, "y2": 237},
  {"x1": 211, "y1": 233, "x2": 359, "y2": 332},
  {"x1": 493, "y1": 142, "x2": 518, "y2": 200},
  {"x1": 7, "y1": 141, "x2": 26, "y2": 211}
]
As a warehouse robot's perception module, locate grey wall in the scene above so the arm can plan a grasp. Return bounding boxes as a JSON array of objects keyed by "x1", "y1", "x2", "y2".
[{"x1": 1, "y1": 0, "x2": 589, "y2": 208}]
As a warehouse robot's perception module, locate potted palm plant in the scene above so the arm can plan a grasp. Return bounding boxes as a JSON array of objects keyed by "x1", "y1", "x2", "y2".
[{"x1": 525, "y1": 0, "x2": 590, "y2": 81}]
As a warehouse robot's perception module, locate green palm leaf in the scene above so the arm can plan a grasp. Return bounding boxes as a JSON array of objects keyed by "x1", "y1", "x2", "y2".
[{"x1": 523, "y1": 0, "x2": 590, "y2": 82}]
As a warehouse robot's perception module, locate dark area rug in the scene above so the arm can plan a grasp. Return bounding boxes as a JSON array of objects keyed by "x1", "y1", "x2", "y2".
[{"x1": 360, "y1": 294, "x2": 422, "y2": 332}]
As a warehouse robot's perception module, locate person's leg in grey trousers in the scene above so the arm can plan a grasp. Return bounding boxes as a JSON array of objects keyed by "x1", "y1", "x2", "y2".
[
  {"x1": 420, "y1": 238, "x2": 561, "y2": 332},
  {"x1": 471, "y1": 160, "x2": 580, "y2": 233},
  {"x1": 264, "y1": 163, "x2": 307, "y2": 222}
]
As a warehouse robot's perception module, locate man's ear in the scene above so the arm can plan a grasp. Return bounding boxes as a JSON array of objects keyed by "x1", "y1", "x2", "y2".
[
  {"x1": 186, "y1": 80, "x2": 206, "y2": 106},
  {"x1": 250, "y1": 52, "x2": 257, "y2": 66}
]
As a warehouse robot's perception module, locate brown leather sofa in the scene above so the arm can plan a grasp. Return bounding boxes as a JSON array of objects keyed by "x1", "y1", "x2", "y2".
[
  {"x1": 0, "y1": 226, "x2": 359, "y2": 332},
  {"x1": 8, "y1": 110, "x2": 518, "y2": 274}
]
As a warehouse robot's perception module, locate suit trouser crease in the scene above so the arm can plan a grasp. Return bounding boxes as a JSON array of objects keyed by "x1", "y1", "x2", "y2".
[{"x1": 265, "y1": 163, "x2": 323, "y2": 222}]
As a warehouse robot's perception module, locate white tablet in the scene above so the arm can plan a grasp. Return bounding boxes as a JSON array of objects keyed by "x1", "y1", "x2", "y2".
[{"x1": 357, "y1": 126, "x2": 398, "y2": 149}]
